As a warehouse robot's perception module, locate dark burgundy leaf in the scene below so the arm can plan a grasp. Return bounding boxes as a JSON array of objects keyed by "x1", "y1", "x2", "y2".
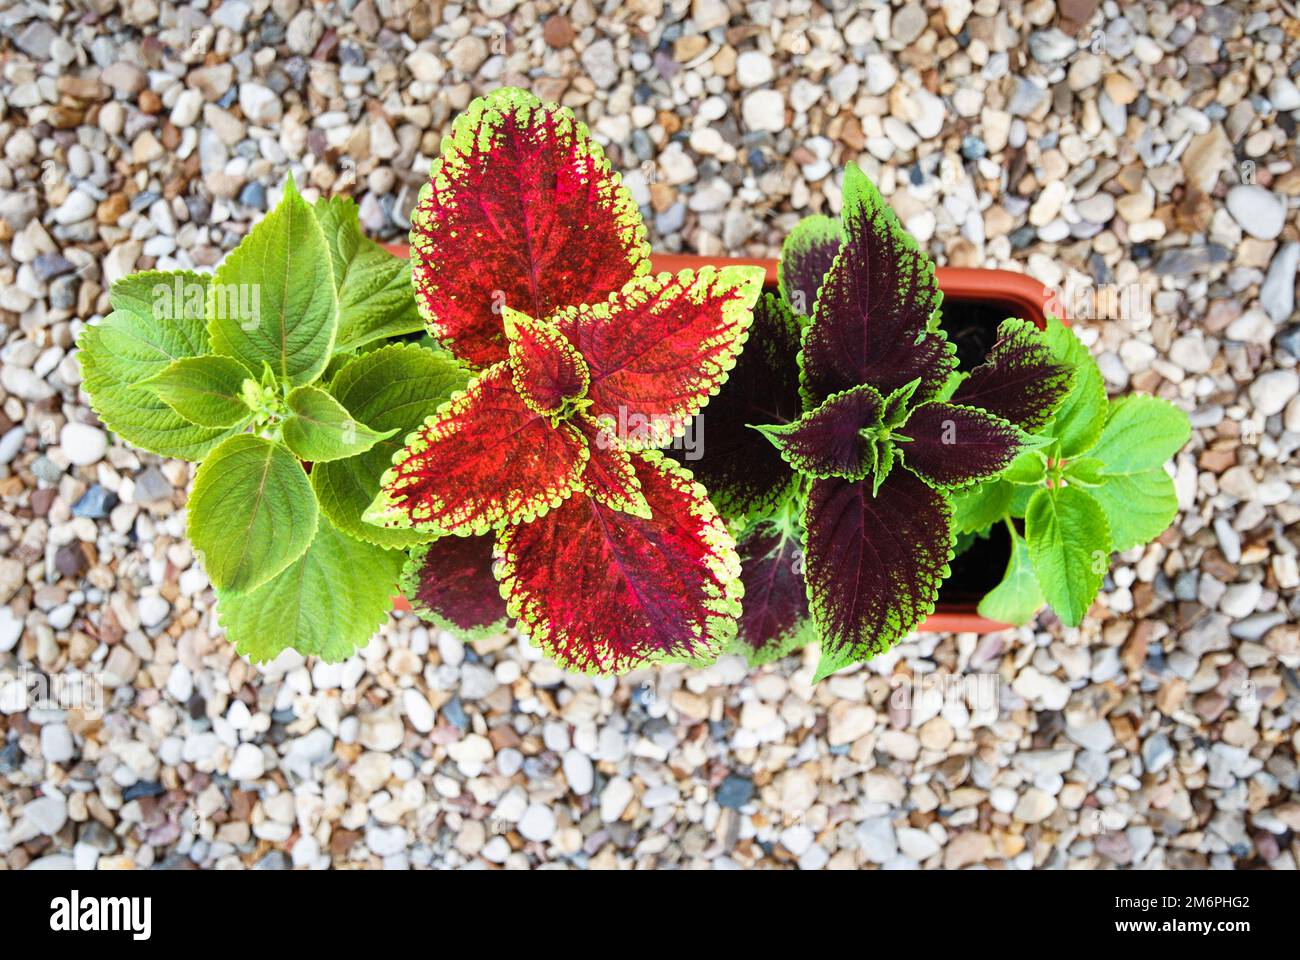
[
  {"x1": 803, "y1": 469, "x2": 953, "y2": 680},
  {"x1": 688, "y1": 293, "x2": 803, "y2": 524},
  {"x1": 401, "y1": 534, "x2": 507, "y2": 637},
  {"x1": 952, "y1": 318, "x2": 1074, "y2": 432},
  {"x1": 731, "y1": 524, "x2": 813, "y2": 666},
  {"x1": 779, "y1": 214, "x2": 842, "y2": 317},
  {"x1": 756, "y1": 383, "x2": 883, "y2": 479},
  {"x1": 799, "y1": 163, "x2": 953, "y2": 408},
  {"x1": 898, "y1": 401, "x2": 1026, "y2": 489}
]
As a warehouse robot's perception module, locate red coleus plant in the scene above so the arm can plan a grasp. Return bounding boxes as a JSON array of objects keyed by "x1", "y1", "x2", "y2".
[
  {"x1": 699, "y1": 163, "x2": 1073, "y2": 679},
  {"x1": 364, "y1": 88, "x2": 764, "y2": 674}
]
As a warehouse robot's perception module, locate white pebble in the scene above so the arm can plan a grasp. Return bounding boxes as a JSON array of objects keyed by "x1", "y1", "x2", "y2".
[
  {"x1": 600, "y1": 776, "x2": 634, "y2": 822},
  {"x1": 59, "y1": 421, "x2": 107, "y2": 466},
  {"x1": 518, "y1": 803, "x2": 557, "y2": 843},
  {"x1": 228, "y1": 743, "x2": 266, "y2": 781}
]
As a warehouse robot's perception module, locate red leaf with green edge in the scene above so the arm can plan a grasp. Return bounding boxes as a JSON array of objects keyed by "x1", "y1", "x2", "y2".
[
  {"x1": 688, "y1": 293, "x2": 802, "y2": 524},
  {"x1": 366, "y1": 362, "x2": 587, "y2": 536},
  {"x1": 952, "y1": 318, "x2": 1074, "y2": 432},
  {"x1": 551, "y1": 265, "x2": 764, "y2": 449},
  {"x1": 755, "y1": 383, "x2": 883, "y2": 480},
  {"x1": 494, "y1": 451, "x2": 742, "y2": 675},
  {"x1": 799, "y1": 163, "x2": 953, "y2": 408},
  {"x1": 574, "y1": 412, "x2": 650, "y2": 516},
  {"x1": 897, "y1": 401, "x2": 1026, "y2": 490},
  {"x1": 410, "y1": 88, "x2": 649, "y2": 369},
  {"x1": 503, "y1": 307, "x2": 589, "y2": 417},
  {"x1": 804, "y1": 470, "x2": 954, "y2": 681},
  {"x1": 400, "y1": 534, "x2": 507, "y2": 639},
  {"x1": 730, "y1": 524, "x2": 814, "y2": 667},
  {"x1": 779, "y1": 214, "x2": 842, "y2": 317}
]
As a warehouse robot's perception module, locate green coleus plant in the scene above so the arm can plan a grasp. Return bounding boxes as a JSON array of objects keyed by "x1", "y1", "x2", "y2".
[
  {"x1": 77, "y1": 178, "x2": 467, "y2": 661},
  {"x1": 953, "y1": 317, "x2": 1191, "y2": 627}
]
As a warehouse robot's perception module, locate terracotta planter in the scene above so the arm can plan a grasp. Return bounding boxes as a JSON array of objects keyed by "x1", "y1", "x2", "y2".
[{"x1": 384, "y1": 245, "x2": 1059, "y2": 633}]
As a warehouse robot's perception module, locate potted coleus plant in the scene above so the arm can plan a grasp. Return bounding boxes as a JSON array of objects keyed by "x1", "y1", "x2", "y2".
[{"x1": 77, "y1": 86, "x2": 1189, "y2": 683}]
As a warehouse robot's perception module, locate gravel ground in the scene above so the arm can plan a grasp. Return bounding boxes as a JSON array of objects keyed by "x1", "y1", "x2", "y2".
[{"x1": 1, "y1": 0, "x2": 1298, "y2": 870}]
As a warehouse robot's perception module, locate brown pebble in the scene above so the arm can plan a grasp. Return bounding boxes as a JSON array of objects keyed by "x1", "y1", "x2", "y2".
[
  {"x1": 658, "y1": 110, "x2": 682, "y2": 135},
  {"x1": 488, "y1": 725, "x2": 521, "y2": 750},
  {"x1": 58, "y1": 75, "x2": 108, "y2": 101},
  {"x1": 55, "y1": 542, "x2": 89, "y2": 579},
  {"x1": 1155, "y1": 678, "x2": 1187, "y2": 715},
  {"x1": 543, "y1": 15, "x2": 574, "y2": 48},
  {"x1": 97, "y1": 193, "x2": 128, "y2": 225},
  {"x1": 314, "y1": 28, "x2": 339, "y2": 61},
  {"x1": 49, "y1": 106, "x2": 83, "y2": 129},
  {"x1": 1197, "y1": 444, "x2": 1236, "y2": 474},
  {"x1": 31, "y1": 487, "x2": 58, "y2": 517},
  {"x1": 138, "y1": 89, "x2": 162, "y2": 114},
  {"x1": 407, "y1": 3, "x2": 432, "y2": 41},
  {"x1": 331, "y1": 828, "x2": 361, "y2": 855},
  {"x1": 674, "y1": 34, "x2": 707, "y2": 61}
]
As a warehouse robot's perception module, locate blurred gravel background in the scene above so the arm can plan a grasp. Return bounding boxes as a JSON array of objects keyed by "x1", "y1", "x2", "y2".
[{"x1": 1, "y1": 0, "x2": 1298, "y2": 870}]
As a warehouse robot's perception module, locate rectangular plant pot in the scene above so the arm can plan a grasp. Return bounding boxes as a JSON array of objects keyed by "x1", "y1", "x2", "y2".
[{"x1": 386, "y1": 245, "x2": 1059, "y2": 635}]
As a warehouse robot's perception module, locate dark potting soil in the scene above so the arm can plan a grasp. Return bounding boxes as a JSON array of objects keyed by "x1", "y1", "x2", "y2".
[
  {"x1": 931, "y1": 294, "x2": 1037, "y2": 611},
  {"x1": 943, "y1": 523, "x2": 1012, "y2": 605},
  {"x1": 938, "y1": 295, "x2": 1029, "y2": 371}
]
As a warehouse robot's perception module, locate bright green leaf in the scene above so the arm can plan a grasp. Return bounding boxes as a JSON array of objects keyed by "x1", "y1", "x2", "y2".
[
  {"x1": 1044, "y1": 316, "x2": 1107, "y2": 457},
  {"x1": 281, "y1": 384, "x2": 397, "y2": 463},
  {"x1": 872, "y1": 439, "x2": 896, "y2": 496},
  {"x1": 313, "y1": 196, "x2": 423, "y2": 353},
  {"x1": 215, "y1": 514, "x2": 404, "y2": 663},
  {"x1": 813, "y1": 639, "x2": 862, "y2": 684},
  {"x1": 208, "y1": 176, "x2": 336, "y2": 385},
  {"x1": 934, "y1": 369, "x2": 965, "y2": 403},
  {"x1": 1088, "y1": 467, "x2": 1179, "y2": 552},
  {"x1": 188, "y1": 435, "x2": 318, "y2": 593},
  {"x1": 1024, "y1": 485, "x2": 1110, "y2": 628},
  {"x1": 1004, "y1": 449, "x2": 1047, "y2": 484},
  {"x1": 951, "y1": 479, "x2": 1013, "y2": 534},
  {"x1": 1009, "y1": 483, "x2": 1034, "y2": 518},
  {"x1": 1064, "y1": 456, "x2": 1105, "y2": 486},
  {"x1": 978, "y1": 528, "x2": 1044, "y2": 625},
  {"x1": 142, "y1": 355, "x2": 255, "y2": 428},
  {"x1": 882, "y1": 377, "x2": 922, "y2": 426},
  {"x1": 310, "y1": 343, "x2": 469, "y2": 548},
  {"x1": 76, "y1": 271, "x2": 237, "y2": 460},
  {"x1": 1086, "y1": 394, "x2": 1190, "y2": 475}
]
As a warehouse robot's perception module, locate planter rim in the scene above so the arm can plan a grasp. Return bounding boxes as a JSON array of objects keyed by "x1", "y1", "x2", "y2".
[
  {"x1": 385, "y1": 244, "x2": 1064, "y2": 635},
  {"x1": 384, "y1": 244, "x2": 1055, "y2": 326}
]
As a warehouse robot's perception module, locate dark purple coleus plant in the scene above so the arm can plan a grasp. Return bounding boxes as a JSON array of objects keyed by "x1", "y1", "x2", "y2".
[
  {"x1": 363, "y1": 88, "x2": 765, "y2": 675},
  {"x1": 699, "y1": 163, "x2": 1073, "y2": 679}
]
